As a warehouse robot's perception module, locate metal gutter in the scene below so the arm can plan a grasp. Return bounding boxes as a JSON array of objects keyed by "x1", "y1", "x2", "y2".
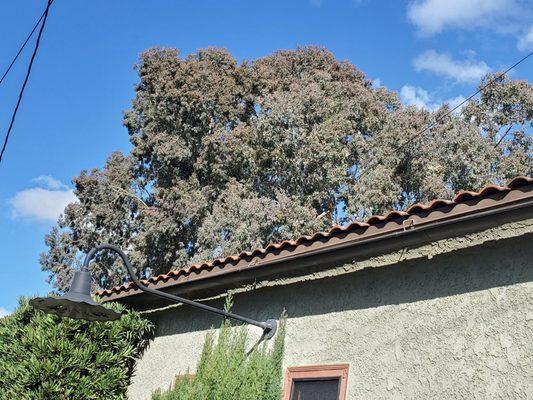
[
  {"x1": 105, "y1": 189, "x2": 533, "y2": 306},
  {"x1": 244, "y1": 196, "x2": 533, "y2": 269}
]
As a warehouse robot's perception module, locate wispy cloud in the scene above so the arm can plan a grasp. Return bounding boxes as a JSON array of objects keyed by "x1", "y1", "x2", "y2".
[
  {"x1": 400, "y1": 85, "x2": 433, "y2": 110},
  {"x1": 517, "y1": 25, "x2": 533, "y2": 50},
  {"x1": 0, "y1": 307, "x2": 11, "y2": 318},
  {"x1": 32, "y1": 175, "x2": 68, "y2": 190},
  {"x1": 413, "y1": 50, "x2": 490, "y2": 83},
  {"x1": 9, "y1": 177, "x2": 77, "y2": 222},
  {"x1": 407, "y1": 0, "x2": 517, "y2": 36},
  {"x1": 407, "y1": 0, "x2": 532, "y2": 49},
  {"x1": 400, "y1": 85, "x2": 466, "y2": 111},
  {"x1": 444, "y1": 95, "x2": 467, "y2": 110}
]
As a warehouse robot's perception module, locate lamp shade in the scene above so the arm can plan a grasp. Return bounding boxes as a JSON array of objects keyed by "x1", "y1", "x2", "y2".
[{"x1": 29, "y1": 269, "x2": 121, "y2": 322}]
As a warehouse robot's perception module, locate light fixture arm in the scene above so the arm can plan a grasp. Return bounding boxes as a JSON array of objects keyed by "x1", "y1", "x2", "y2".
[{"x1": 84, "y1": 244, "x2": 277, "y2": 339}]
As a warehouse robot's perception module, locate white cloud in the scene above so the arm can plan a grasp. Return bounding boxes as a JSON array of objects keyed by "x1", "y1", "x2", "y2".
[
  {"x1": 372, "y1": 78, "x2": 382, "y2": 88},
  {"x1": 400, "y1": 85, "x2": 466, "y2": 112},
  {"x1": 32, "y1": 175, "x2": 68, "y2": 190},
  {"x1": 444, "y1": 95, "x2": 467, "y2": 111},
  {"x1": 400, "y1": 85, "x2": 433, "y2": 110},
  {"x1": 0, "y1": 307, "x2": 11, "y2": 318},
  {"x1": 414, "y1": 50, "x2": 491, "y2": 83},
  {"x1": 9, "y1": 177, "x2": 77, "y2": 222},
  {"x1": 517, "y1": 25, "x2": 533, "y2": 50},
  {"x1": 407, "y1": 0, "x2": 516, "y2": 36}
]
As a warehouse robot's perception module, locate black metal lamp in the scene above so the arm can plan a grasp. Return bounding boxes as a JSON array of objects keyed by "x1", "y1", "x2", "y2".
[
  {"x1": 29, "y1": 268, "x2": 121, "y2": 322},
  {"x1": 30, "y1": 244, "x2": 277, "y2": 339}
]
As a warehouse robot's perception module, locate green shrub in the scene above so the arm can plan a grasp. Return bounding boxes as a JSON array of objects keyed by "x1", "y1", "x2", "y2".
[
  {"x1": 153, "y1": 302, "x2": 286, "y2": 400},
  {"x1": 0, "y1": 297, "x2": 153, "y2": 400}
]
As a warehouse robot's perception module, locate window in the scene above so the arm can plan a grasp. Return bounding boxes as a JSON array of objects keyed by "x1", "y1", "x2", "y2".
[{"x1": 283, "y1": 364, "x2": 349, "y2": 400}]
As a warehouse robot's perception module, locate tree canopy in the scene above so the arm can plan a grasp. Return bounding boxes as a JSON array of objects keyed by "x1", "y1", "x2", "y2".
[{"x1": 41, "y1": 46, "x2": 532, "y2": 292}]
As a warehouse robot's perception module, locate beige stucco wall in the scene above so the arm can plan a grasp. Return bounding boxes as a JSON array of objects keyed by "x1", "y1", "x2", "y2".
[{"x1": 128, "y1": 220, "x2": 533, "y2": 399}]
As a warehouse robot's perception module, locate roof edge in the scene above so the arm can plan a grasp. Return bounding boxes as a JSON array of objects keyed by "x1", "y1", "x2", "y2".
[{"x1": 98, "y1": 176, "x2": 533, "y2": 301}]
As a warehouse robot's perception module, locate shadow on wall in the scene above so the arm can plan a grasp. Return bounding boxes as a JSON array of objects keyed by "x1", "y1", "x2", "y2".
[{"x1": 149, "y1": 234, "x2": 533, "y2": 338}]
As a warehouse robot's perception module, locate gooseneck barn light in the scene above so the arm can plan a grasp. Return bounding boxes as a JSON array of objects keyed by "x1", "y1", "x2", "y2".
[{"x1": 30, "y1": 244, "x2": 278, "y2": 339}]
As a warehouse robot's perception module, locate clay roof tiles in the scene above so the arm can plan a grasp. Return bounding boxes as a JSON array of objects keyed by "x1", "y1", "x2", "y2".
[{"x1": 97, "y1": 176, "x2": 533, "y2": 299}]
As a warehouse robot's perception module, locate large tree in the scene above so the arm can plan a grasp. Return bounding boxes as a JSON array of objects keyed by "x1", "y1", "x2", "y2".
[{"x1": 41, "y1": 47, "x2": 532, "y2": 292}]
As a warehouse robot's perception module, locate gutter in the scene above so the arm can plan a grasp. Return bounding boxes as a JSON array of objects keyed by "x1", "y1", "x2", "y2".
[
  {"x1": 106, "y1": 190, "x2": 533, "y2": 306},
  {"x1": 243, "y1": 196, "x2": 533, "y2": 269}
]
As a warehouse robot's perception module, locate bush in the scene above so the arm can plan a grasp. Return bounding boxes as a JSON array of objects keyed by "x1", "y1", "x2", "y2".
[
  {"x1": 0, "y1": 297, "x2": 153, "y2": 400},
  {"x1": 153, "y1": 300, "x2": 286, "y2": 400}
]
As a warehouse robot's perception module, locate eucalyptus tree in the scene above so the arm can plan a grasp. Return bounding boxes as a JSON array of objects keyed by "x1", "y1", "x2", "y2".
[{"x1": 41, "y1": 47, "x2": 532, "y2": 292}]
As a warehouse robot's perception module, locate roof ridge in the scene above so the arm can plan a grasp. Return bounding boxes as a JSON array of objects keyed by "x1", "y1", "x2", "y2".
[{"x1": 97, "y1": 175, "x2": 533, "y2": 297}]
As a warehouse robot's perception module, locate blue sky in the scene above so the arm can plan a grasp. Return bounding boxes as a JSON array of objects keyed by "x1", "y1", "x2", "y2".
[{"x1": 0, "y1": 0, "x2": 532, "y2": 315}]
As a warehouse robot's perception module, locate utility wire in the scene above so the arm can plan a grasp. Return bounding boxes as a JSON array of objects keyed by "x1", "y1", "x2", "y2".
[
  {"x1": 0, "y1": 0, "x2": 54, "y2": 86},
  {"x1": 398, "y1": 50, "x2": 533, "y2": 151},
  {"x1": 357, "y1": 50, "x2": 533, "y2": 181},
  {"x1": 0, "y1": 0, "x2": 53, "y2": 164}
]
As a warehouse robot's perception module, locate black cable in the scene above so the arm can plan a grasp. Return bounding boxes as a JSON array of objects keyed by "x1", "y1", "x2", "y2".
[
  {"x1": 357, "y1": 50, "x2": 533, "y2": 181},
  {"x1": 0, "y1": 0, "x2": 54, "y2": 86},
  {"x1": 397, "y1": 50, "x2": 533, "y2": 151},
  {"x1": 0, "y1": 0, "x2": 53, "y2": 164}
]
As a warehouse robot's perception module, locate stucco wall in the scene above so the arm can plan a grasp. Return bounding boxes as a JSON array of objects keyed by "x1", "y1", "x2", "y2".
[{"x1": 127, "y1": 224, "x2": 533, "y2": 399}]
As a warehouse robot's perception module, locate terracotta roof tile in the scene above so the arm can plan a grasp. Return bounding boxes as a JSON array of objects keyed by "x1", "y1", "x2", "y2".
[{"x1": 97, "y1": 176, "x2": 533, "y2": 298}]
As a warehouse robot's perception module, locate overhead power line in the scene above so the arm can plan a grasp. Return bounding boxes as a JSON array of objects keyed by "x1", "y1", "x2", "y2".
[
  {"x1": 398, "y1": 50, "x2": 533, "y2": 152},
  {"x1": 357, "y1": 50, "x2": 533, "y2": 181},
  {"x1": 0, "y1": 0, "x2": 53, "y2": 164},
  {"x1": 0, "y1": 0, "x2": 54, "y2": 86}
]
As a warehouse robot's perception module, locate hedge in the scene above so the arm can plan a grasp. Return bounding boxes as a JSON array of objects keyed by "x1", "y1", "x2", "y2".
[{"x1": 0, "y1": 297, "x2": 153, "y2": 400}]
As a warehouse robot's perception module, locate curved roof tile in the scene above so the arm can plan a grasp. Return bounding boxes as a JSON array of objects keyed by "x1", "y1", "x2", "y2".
[{"x1": 97, "y1": 176, "x2": 533, "y2": 298}]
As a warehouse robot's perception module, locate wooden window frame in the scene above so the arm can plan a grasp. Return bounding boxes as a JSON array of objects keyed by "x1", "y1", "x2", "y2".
[{"x1": 283, "y1": 364, "x2": 350, "y2": 400}]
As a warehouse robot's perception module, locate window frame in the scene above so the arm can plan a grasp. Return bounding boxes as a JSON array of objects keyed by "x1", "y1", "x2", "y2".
[{"x1": 283, "y1": 364, "x2": 350, "y2": 400}]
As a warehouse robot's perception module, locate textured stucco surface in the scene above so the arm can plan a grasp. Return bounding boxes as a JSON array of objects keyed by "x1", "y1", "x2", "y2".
[{"x1": 127, "y1": 221, "x2": 533, "y2": 399}]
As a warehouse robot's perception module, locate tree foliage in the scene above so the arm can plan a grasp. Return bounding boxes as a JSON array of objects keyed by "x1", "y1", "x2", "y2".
[
  {"x1": 40, "y1": 46, "x2": 533, "y2": 291},
  {"x1": 152, "y1": 301, "x2": 285, "y2": 400},
  {"x1": 0, "y1": 298, "x2": 153, "y2": 400}
]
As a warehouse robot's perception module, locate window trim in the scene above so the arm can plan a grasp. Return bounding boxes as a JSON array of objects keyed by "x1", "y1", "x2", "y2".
[{"x1": 283, "y1": 364, "x2": 350, "y2": 400}]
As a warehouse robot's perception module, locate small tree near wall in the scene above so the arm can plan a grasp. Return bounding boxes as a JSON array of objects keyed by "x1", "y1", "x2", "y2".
[{"x1": 153, "y1": 301, "x2": 286, "y2": 400}]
